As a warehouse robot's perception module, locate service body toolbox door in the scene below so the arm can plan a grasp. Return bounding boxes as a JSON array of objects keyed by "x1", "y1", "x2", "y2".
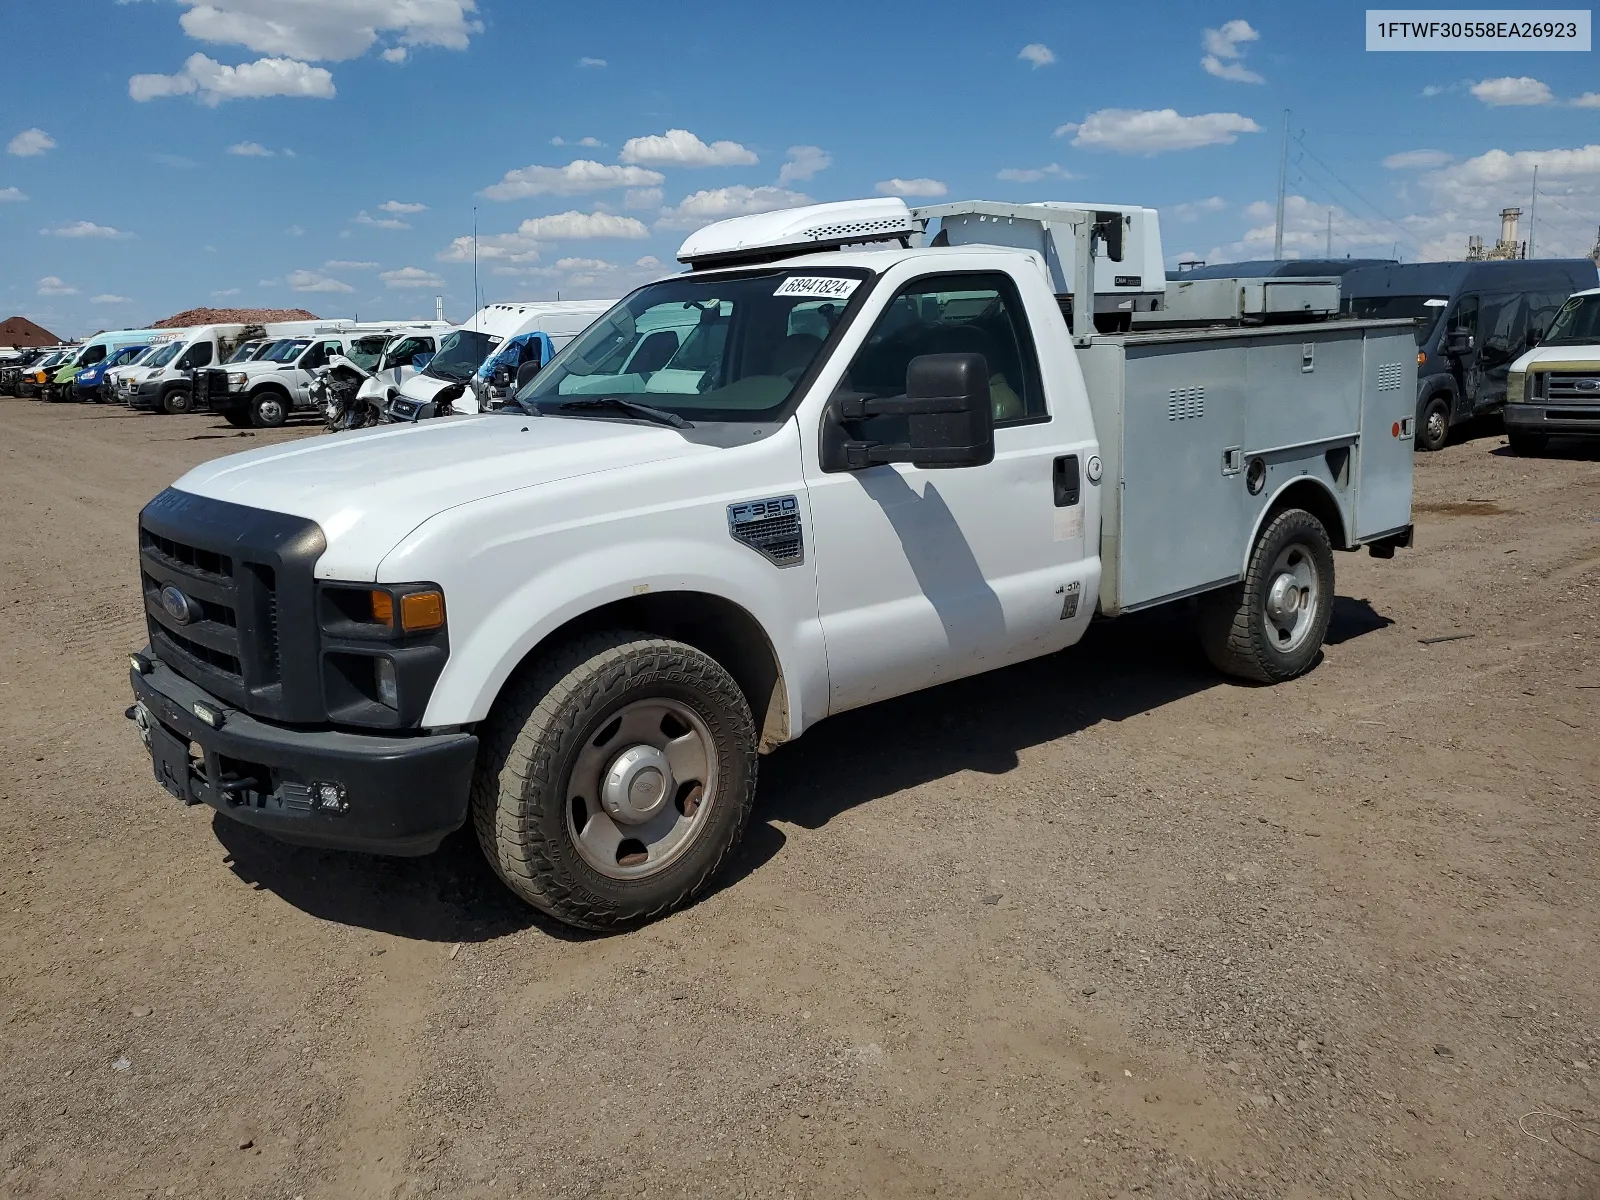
[{"x1": 1354, "y1": 325, "x2": 1417, "y2": 540}]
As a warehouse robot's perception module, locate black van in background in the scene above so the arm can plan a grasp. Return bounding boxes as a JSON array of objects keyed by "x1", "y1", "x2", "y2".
[{"x1": 1340, "y1": 259, "x2": 1600, "y2": 451}]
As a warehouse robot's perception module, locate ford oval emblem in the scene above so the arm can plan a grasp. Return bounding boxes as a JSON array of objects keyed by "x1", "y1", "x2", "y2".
[
  {"x1": 159, "y1": 585, "x2": 195, "y2": 625},
  {"x1": 1576, "y1": 378, "x2": 1599, "y2": 392}
]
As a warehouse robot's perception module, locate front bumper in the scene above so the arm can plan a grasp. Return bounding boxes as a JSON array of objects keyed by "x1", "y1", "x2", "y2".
[
  {"x1": 130, "y1": 379, "x2": 166, "y2": 410},
  {"x1": 1504, "y1": 402, "x2": 1600, "y2": 439},
  {"x1": 128, "y1": 652, "x2": 478, "y2": 856}
]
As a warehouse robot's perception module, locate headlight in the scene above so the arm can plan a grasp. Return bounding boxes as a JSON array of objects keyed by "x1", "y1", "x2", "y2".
[
  {"x1": 228, "y1": 372, "x2": 249, "y2": 388},
  {"x1": 1506, "y1": 371, "x2": 1527, "y2": 403}
]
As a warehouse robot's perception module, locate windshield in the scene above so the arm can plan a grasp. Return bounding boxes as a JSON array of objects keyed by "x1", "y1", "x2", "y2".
[
  {"x1": 1542, "y1": 294, "x2": 1600, "y2": 345},
  {"x1": 346, "y1": 334, "x2": 389, "y2": 371},
  {"x1": 1345, "y1": 295, "x2": 1448, "y2": 345},
  {"x1": 145, "y1": 342, "x2": 183, "y2": 368},
  {"x1": 104, "y1": 346, "x2": 145, "y2": 368},
  {"x1": 35, "y1": 352, "x2": 65, "y2": 369},
  {"x1": 380, "y1": 335, "x2": 434, "y2": 371},
  {"x1": 517, "y1": 270, "x2": 859, "y2": 422},
  {"x1": 424, "y1": 329, "x2": 499, "y2": 381},
  {"x1": 261, "y1": 339, "x2": 309, "y2": 363},
  {"x1": 226, "y1": 341, "x2": 263, "y2": 363}
]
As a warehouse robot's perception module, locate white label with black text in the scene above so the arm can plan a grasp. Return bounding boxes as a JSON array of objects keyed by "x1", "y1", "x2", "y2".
[{"x1": 774, "y1": 276, "x2": 860, "y2": 300}]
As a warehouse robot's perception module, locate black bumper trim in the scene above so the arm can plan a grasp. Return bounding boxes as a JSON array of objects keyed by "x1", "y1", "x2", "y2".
[
  {"x1": 130, "y1": 653, "x2": 476, "y2": 856},
  {"x1": 1504, "y1": 403, "x2": 1600, "y2": 437}
]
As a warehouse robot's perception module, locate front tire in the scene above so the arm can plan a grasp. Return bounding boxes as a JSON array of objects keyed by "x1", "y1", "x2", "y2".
[
  {"x1": 222, "y1": 408, "x2": 253, "y2": 428},
  {"x1": 161, "y1": 387, "x2": 193, "y2": 415},
  {"x1": 251, "y1": 391, "x2": 288, "y2": 428},
  {"x1": 472, "y1": 632, "x2": 757, "y2": 930},
  {"x1": 1507, "y1": 430, "x2": 1547, "y2": 456},
  {"x1": 1200, "y1": 508, "x2": 1336, "y2": 684},
  {"x1": 1417, "y1": 395, "x2": 1451, "y2": 452}
]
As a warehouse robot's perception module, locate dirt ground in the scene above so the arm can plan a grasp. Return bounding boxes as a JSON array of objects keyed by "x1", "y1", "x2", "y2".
[{"x1": 1, "y1": 397, "x2": 1597, "y2": 1200}]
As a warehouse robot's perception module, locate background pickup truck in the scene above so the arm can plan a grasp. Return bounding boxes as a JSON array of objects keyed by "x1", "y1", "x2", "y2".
[{"x1": 126, "y1": 197, "x2": 1415, "y2": 931}]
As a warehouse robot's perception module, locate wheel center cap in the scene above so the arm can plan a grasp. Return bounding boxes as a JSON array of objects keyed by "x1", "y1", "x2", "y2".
[
  {"x1": 601, "y1": 745, "x2": 674, "y2": 825},
  {"x1": 1267, "y1": 574, "x2": 1300, "y2": 620}
]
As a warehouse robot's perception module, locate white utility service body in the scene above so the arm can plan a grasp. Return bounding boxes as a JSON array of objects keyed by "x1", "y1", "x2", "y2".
[
  {"x1": 126, "y1": 197, "x2": 1415, "y2": 930},
  {"x1": 389, "y1": 300, "x2": 615, "y2": 418}
]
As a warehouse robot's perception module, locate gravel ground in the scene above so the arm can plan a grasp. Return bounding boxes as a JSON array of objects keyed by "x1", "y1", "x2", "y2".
[{"x1": 1, "y1": 398, "x2": 1597, "y2": 1199}]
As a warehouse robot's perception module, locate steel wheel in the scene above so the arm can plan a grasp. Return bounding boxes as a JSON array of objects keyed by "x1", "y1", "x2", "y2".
[
  {"x1": 1263, "y1": 541, "x2": 1320, "y2": 654},
  {"x1": 565, "y1": 698, "x2": 717, "y2": 880},
  {"x1": 253, "y1": 394, "x2": 286, "y2": 427}
]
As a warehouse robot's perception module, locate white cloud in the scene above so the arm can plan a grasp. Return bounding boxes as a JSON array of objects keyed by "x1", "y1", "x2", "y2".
[
  {"x1": 436, "y1": 210, "x2": 650, "y2": 264},
  {"x1": 130, "y1": 53, "x2": 335, "y2": 105},
  {"x1": 1382, "y1": 149, "x2": 1452, "y2": 170},
  {"x1": 44, "y1": 220, "x2": 129, "y2": 238},
  {"x1": 1201, "y1": 19, "x2": 1262, "y2": 83},
  {"x1": 1575, "y1": 93, "x2": 1600, "y2": 109},
  {"x1": 91, "y1": 294, "x2": 133, "y2": 305},
  {"x1": 996, "y1": 163, "x2": 1077, "y2": 183},
  {"x1": 656, "y1": 185, "x2": 812, "y2": 229},
  {"x1": 1018, "y1": 43, "x2": 1055, "y2": 68},
  {"x1": 1421, "y1": 84, "x2": 1448, "y2": 97},
  {"x1": 481, "y1": 159, "x2": 664, "y2": 201},
  {"x1": 0, "y1": 186, "x2": 26, "y2": 202},
  {"x1": 356, "y1": 210, "x2": 410, "y2": 230},
  {"x1": 1470, "y1": 76, "x2": 1553, "y2": 106},
  {"x1": 637, "y1": 255, "x2": 661, "y2": 268},
  {"x1": 226, "y1": 140, "x2": 275, "y2": 156},
  {"x1": 37, "y1": 276, "x2": 77, "y2": 296},
  {"x1": 778, "y1": 145, "x2": 832, "y2": 185},
  {"x1": 875, "y1": 177, "x2": 948, "y2": 197},
  {"x1": 211, "y1": 287, "x2": 242, "y2": 298},
  {"x1": 7, "y1": 128, "x2": 55, "y2": 157},
  {"x1": 551, "y1": 136, "x2": 603, "y2": 147},
  {"x1": 381, "y1": 46, "x2": 408, "y2": 63},
  {"x1": 552, "y1": 256, "x2": 614, "y2": 271},
  {"x1": 380, "y1": 266, "x2": 445, "y2": 288},
  {"x1": 1169, "y1": 196, "x2": 1227, "y2": 221},
  {"x1": 620, "y1": 129, "x2": 758, "y2": 168},
  {"x1": 171, "y1": 0, "x2": 481, "y2": 62},
  {"x1": 1057, "y1": 108, "x2": 1260, "y2": 154},
  {"x1": 286, "y1": 224, "x2": 305, "y2": 237},
  {"x1": 519, "y1": 210, "x2": 650, "y2": 239},
  {"x1": 379, "y1": 199, "x2": 427, "y2": 213},
  {"x1": 576, "y1": 56, "x2": 606, "y2": 67},
  {"x1": 287, "y1": 268, "x2": 354, "y2": 293},
  {"x1": 324, "y1": 259, "x2": 378, "y2": 269},
  {"x1": 625, "y1": 186, "x2": 663, "y2": 209}
]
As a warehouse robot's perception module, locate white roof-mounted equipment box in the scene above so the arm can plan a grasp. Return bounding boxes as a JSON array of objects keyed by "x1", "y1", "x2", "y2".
[
  {"x1": 677, "y1": 198, "x2": 921, "y2": 270},
  {"x1": 1136, "y1": 275, "x2": 1341, "y2": 327},
  {"x1": 912, "y1": 200, "x2": 1167, "y2": 319}
]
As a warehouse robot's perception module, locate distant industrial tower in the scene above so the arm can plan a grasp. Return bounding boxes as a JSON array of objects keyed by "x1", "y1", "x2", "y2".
[
  {"x1": 1466, "y1": 208, "x2": 1527, "y2": 260},
  {"x1": 1591, "y1": 225, "x2": 1600, "y2": 265}
]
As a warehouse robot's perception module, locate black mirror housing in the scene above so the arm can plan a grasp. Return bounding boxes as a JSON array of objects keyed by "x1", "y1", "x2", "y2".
[
  {"x1": 515, "y1": 360, "x2": 542, "y2": 389},
  {"x1": 1443, "y1": 329, "x2": 1472, "y2": 356},
  {"x1": 829, "y1": 352, "x2": 996, "y2": 471}
]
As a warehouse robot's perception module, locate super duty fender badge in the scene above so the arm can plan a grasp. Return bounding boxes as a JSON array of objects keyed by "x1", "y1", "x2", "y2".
[{"x1": 727, "y1": 495, "x2": 804, "y2": 567}]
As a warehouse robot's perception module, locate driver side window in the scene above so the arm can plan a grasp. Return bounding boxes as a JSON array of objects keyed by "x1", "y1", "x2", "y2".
[{"x1": 841, "y1": 272, "x2": 1045, "y2": 427}]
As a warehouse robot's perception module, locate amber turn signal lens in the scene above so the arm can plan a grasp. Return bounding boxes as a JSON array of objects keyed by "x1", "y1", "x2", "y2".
[
  {"x1": 370, "y1": 590, "x2": 395, "y2": 628},
  {"x1": 400, "y1": 590, "x2": 445, "y2": 632},
  {"x1": 1417, "y1": 351, "x2": 1426, "y2": 366}
]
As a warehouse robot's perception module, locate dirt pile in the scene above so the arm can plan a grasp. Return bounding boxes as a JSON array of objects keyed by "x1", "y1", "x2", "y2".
[{"x1": 150, "y1": 307, "x2": 320, "y2": 329}]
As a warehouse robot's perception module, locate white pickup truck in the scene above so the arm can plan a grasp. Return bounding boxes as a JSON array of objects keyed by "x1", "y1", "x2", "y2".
[{"x1": 127, "y1": 198, "x2": 1416, "y2": 930}]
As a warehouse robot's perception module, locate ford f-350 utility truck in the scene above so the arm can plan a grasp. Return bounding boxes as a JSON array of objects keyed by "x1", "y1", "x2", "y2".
[{"x1": 126, "y1": 198, "x2": 1416, "y2": 930}]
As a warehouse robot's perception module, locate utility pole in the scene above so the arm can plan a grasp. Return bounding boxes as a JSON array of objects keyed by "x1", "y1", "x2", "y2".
[
  {"x1": 472, "y1": 206, "x2": 480, "y2": 326},
  {"x1": 1273, "y1": 109, "x2": 1289, "y2": 259},
  {"x1": 1529, "y1": 164, "x2": 1538, "y2": 258},
  {"x1": 1326, "y1": 209, "x2": 1332, "y2": 257}
]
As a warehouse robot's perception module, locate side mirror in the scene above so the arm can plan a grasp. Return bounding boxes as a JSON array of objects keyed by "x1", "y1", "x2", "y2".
[
  {"x1": 1443, "y1": 329, "x2": 1472, "y2": 356},
  {"x1": 1093, "y1": 211, "x2": 1126, "y2": 263},
  {"x1": 492, "y1": 365, "x2": 512, "y2": 387},
  {"x1": 515, "y1": 360, "x2": 541, "y2": 390},
  {"x1": 1527, "y1": 326, "x2": 1543, "y2": 348},
  {"x1": 833, "y1": 352, "x2": 995, "y2": 471}
]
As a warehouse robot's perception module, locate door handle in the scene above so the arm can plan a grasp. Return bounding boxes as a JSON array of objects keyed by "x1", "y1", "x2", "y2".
[{"x1": 1052, "y1": 455, "x2": 1080, "y2": 508}]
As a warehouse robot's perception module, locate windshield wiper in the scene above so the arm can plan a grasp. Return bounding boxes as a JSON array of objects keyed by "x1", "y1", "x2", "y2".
[{"x1": 553, "y1": 397, "x2": 691, "y2": 429}]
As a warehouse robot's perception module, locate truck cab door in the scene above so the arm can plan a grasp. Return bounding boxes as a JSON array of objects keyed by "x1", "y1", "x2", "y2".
[
  {"x1": 1445, "y1": 294, "x2": 1481, "y2": 415},
  {"x1": 1473, "y1": 291, "x2": 1527, "y2": 411},
  {"x1": 801, "y1": 269, "x2": 1096, "y2": 716}
]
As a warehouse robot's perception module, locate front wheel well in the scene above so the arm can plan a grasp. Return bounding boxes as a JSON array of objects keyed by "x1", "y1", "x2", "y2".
[{"x1": 494, "y1": 592, "x2": 789, "y2": 752}]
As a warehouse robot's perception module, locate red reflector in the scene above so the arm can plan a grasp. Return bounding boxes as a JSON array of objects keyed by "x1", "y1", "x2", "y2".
[{"x1": 1392, "y1": 422, "x2": 1401, "y2": 438}]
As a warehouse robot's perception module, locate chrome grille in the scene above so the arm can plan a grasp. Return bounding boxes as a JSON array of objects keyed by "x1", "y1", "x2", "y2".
[{"x1": 1545, "y1": 372, "x2": 1600, "y2": 404}]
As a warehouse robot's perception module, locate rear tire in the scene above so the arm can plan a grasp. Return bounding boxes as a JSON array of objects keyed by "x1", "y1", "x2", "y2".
[
  {"x1": 471, "y1": 632, "x2": 758, "y2": 930},
  {"x1": 1417, "y1": 395, "x2": 1451, "y2": 452},
  {"x1": 1507, "y1": 430, "x2": 1547, "y2": 456},
  {"x1": 1200, "y1": 508, "x2": 1335, "y2": 684},
  {"x1": 251, "y1": 391, "x2": 288, "y2": 428}
]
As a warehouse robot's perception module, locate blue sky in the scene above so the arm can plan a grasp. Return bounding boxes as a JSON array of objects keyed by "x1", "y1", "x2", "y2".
[{"x1": 4, "y1": 0, "x2": 1599, "y2": 337}]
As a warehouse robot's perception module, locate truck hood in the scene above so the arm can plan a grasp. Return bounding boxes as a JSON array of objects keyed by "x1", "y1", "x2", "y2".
[
  {"x1": 171, "y1": 413, "x2": 712, "y2": 580},
  {"x1": 1513, "y1": 343, "x2": 1600, "y2": 372}
]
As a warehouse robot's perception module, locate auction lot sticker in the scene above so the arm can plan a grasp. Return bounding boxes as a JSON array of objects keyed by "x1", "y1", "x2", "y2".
[
  {"x1": 1366, "y1": 9, "x2": 1590, "y2": 50},
  {"x1": 775, "y1": 276, "x2": 861, "y2": 300}
]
